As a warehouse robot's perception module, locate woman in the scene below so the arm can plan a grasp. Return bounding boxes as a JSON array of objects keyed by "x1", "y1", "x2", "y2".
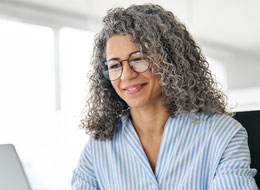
[{"x1": 72, "y1": 4, "x2": 258, "y2": 189}]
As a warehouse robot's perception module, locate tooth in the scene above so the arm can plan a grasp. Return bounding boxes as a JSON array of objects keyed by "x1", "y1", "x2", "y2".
[{"x1": 128, "y1": 87, "x2": 136, "y2": 90}]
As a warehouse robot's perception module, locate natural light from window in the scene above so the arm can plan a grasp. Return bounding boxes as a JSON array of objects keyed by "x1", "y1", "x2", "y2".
[{"x1": 0, "y1": 19, "x2": 95, "y2": 189}]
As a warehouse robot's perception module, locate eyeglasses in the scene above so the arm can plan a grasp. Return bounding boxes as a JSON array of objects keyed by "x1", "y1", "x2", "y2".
[{"x1": 103, "y1": 51, "x2": 150, "y2": 81}]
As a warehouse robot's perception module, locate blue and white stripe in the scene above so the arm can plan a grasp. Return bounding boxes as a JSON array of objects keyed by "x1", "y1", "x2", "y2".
[{"x1": 72, "y1": 113, "x2": 258, "y2": 189}]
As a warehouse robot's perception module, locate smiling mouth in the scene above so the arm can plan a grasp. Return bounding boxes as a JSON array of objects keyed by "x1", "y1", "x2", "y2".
[{"x1": 123, "y1": 83, "x2": 147, "y2": 94}]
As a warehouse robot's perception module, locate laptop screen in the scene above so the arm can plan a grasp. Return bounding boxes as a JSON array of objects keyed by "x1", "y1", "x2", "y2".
[{"x1": 0, "y1": 144, "x2": 31, "y2": 190}]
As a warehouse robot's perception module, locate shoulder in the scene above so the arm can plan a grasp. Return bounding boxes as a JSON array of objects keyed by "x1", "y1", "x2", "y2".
[
  {"x1": 177, "y1": 112, "x2": 243, "y2": 132},
  {"x1": 176, "y1": 112, "x2": 246, "y2": 140},
  {"x1": 204, "y1": 113, "x2": 245, "y2": 136},
  {"x1": 198, "y1": 113, "x2": 248, "y2": 150}
]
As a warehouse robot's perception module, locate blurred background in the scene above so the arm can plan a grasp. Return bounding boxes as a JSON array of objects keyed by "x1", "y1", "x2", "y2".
[{"x1": 0, "y1": 0, "x2": 259, "y2": 189}]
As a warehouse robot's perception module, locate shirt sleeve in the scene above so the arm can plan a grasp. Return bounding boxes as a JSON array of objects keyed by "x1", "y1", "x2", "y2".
[
  {"x1": 71, "y1": 138, "x2": 100, "y2": 190},
  {"x1": 211, "y1": 126, "x2": 258, "y2": 190}
]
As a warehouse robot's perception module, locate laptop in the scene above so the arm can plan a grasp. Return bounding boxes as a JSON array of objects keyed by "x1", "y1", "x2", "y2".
[{"x1": 0, "y1": 144, "x2": 31, "y2": 190}]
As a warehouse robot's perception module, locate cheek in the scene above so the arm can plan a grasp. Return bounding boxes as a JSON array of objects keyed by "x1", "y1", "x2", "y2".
[
  {"x1": 147, "y1": 72, "x2": 160, "y2": 85},
  {"x1": 154, "y1": 81, "x2": 162, "y2": 93},
  {"x1": 152, "y1": 76, "x2": 162, "y2": 93}
]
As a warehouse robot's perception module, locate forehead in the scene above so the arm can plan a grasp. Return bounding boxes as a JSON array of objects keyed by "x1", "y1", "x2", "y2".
[{"x1": 105, "y1": 35, "x2": 139, "y2": 60}]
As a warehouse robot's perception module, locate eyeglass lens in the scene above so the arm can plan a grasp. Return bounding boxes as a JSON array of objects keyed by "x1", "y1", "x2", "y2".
[{"x1": 103, "y1": 51, "x2": 150, "y2": 81}]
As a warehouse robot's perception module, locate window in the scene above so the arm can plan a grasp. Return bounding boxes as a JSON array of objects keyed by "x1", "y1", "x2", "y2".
[
  {"x1": 208, "y1": 57, "x2": 260, "y2": 111},
  {"x1": 0, "y1": 19, "x2": 94, "y2": 189}
]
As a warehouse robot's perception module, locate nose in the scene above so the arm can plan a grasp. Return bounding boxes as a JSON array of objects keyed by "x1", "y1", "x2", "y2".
[{"x1": 120, "y1": 61, "x2": 138, "y2": 81}]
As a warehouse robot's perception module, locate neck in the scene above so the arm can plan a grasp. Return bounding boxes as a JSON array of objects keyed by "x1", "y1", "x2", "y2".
[{"x1": 130, "y1": 101, "x2": 170, "y2": 139}]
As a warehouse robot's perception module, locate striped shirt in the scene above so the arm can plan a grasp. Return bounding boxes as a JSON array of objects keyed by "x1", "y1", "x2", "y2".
[{"x1": 72, "y1": 112, "x2": 258, "y2": 189}]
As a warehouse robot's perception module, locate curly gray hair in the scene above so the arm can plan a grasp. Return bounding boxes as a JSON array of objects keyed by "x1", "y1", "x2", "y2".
[{"x1": 80, "y1": 4, "x2": 231, "y2": 140}]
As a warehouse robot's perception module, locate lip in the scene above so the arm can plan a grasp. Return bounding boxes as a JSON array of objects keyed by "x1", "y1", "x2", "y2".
[{"x1": 122, "y1": 83, "x2": 147, "y2": 94}]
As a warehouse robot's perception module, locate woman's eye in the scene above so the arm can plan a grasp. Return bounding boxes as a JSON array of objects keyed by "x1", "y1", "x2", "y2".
[
  {"x1": 109, "y1": 63, "x2": 121, "y2": 69},
  {"x1": 132, "y1": 58, "x2": 142, "y2": 62}
]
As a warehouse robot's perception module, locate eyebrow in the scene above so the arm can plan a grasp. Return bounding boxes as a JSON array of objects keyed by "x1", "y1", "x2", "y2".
[{"x1": 106, "y1": 50, "x2": 141, "y2": 62}]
